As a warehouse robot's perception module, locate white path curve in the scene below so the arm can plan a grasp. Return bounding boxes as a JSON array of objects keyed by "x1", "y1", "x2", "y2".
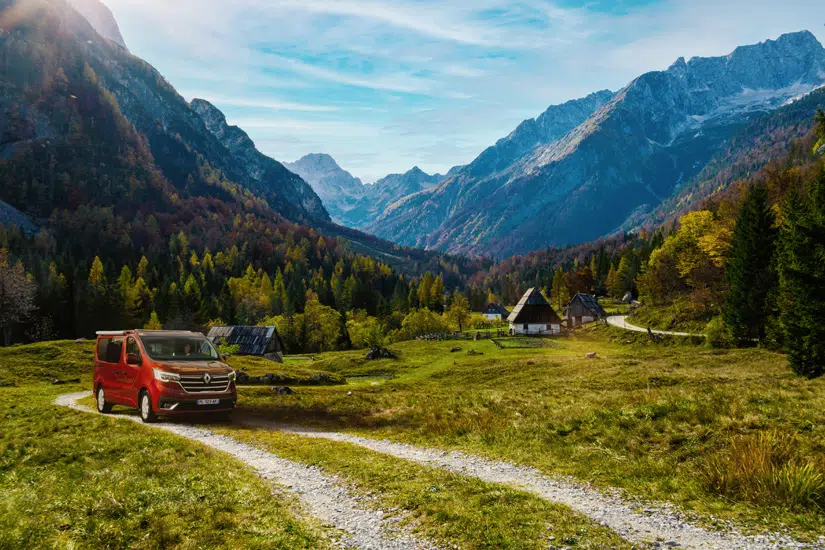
[
  {"x1": 54, "y1": 392, "x2": 435, "y2": 550},
  {"x1": 238, "y1": 417, "x2": 820, "y2": 550},
  {"x1": 607, "y1": 315, "x2": 705, "y2": 338}
]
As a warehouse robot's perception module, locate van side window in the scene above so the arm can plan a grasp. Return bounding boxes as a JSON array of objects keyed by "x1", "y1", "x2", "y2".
[
  {"x1": 126, "y1": 337, "x2": 141, "y2": 361},
  {"x1": 97, "y1": 338, "x2": 109, "y2": 361},
  {"x1": 98, "y1": 337, "x2": 124, "y2": 364}
]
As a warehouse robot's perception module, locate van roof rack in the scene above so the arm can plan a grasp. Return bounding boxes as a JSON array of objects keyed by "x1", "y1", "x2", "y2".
[{"x1": 95, "y1": 330, "x2": 128, "y2": 336}]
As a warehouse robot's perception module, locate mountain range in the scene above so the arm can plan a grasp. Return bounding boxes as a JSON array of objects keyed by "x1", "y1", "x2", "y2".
[
  {"x1": 349, "y1": 31, "x2": 825, "y2": 257},
  {"x1": 3, "y1": 0, "x2": 825, "y2": 266},
  {"x1": 285, "y1": 154, "x2": 445, "y2": 229}
]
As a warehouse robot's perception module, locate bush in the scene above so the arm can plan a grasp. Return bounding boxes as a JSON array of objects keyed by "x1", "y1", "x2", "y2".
[
  {"x1": 387, "y1": 309, "x2": 448, "y2": 343},
  {"x1": 701, "y1": 431, "x2": 825, "y2": 510},
  {"x1": 347, "y1": 315, "x2": 385, "y2": 349},
  {"x1": 705, "y1": 316, "x2": 735, "y2": 348}
]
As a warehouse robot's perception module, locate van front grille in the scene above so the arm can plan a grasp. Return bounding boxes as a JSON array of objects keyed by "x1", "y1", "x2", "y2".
[{"x1": 178, "y1": 373, "x2": 230, "y2": 393}]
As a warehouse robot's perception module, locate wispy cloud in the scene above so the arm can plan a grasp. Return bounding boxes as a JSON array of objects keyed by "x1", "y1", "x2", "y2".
[{"x1": 184, "y1": 93, "x2": 341, "y2": 112}]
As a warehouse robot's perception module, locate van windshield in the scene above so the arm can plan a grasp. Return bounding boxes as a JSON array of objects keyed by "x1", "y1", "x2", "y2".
[{"x1": 140, "y1": 335, "x2": 219, "y2": 361}]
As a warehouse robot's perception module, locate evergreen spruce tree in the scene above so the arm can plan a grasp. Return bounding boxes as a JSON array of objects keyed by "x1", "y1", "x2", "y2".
[
  {"x1": 723, "y1": 183, "x2": 776, "y2": 344},
  {"x1": 777, "y1": 168, "x2": 825, "y2": 378}
]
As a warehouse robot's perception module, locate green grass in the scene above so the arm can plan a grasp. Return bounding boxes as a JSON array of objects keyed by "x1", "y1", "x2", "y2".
[
  {"x1": 0, "y1": 340, "x2": 95, "y2": 385},
  {"x1": 214, "y1": 425, "x2": 632, "y2": 550},
  {"x1": 236, "y1": 325, "x2": 825, "y2": 540},
  {"x1": 628, "y1": 301, "x2": 713, "y2": 333},
  {"x1": 0, "y1": 383, "x2": 330, "y2": 549},
  {"x1": 228, "y1": 354, "x2": 345, "y2": 385},
  {"x1": 491, "y1": 337, "x2": 560, "y2": 349}
]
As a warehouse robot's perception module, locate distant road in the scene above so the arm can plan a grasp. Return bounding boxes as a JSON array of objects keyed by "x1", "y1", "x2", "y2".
[{"x1": 606, "y1": 316, "x2": 705, "y2": 338}]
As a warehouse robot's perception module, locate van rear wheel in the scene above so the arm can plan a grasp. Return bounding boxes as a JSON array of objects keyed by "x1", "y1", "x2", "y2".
[
  {"x1": 139, "y1": 391, "x2": 157, "y2": 423},
  {"x1": 96, "y1": 386, "x2": 113, "y2": 414}
]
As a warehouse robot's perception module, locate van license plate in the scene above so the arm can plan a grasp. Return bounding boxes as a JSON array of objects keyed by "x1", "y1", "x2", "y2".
[{"x1": 197, "y1": 399, "x2": 220, "y2": 405}]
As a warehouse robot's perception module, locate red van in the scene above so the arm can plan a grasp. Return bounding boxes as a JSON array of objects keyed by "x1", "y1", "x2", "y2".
[{"x1": 93, "y1": 329, "x2": 237, "y2": 422}]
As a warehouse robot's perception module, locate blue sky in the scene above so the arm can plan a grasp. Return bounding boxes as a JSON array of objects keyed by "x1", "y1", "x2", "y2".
[{"x1": 104, "y1": 0, "x2": 824, "y2": 183}]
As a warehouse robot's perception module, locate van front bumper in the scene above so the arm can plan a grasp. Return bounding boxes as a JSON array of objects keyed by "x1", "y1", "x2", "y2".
[{"x1": 157, "y1": 395, "x2": 236, "y2": 413}]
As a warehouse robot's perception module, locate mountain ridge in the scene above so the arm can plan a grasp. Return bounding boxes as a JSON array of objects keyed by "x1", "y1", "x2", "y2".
[
  {"x1": 191, "y1": 99, "x2": 330, "y2": 224},
  {"x1": 362, "y1": 30, "x2": 825, "y2": 258},
  {"x1": 67, "y1": 0, "x2": 127, "y2": 49}
]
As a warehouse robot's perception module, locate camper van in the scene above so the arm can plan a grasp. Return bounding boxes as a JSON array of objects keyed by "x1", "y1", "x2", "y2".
[{"x1": 93, "y1": 330, "x2": 237, "y2": 422}]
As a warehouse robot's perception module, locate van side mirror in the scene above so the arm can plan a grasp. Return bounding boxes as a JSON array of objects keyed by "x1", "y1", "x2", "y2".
[
  {"x1": 126, "y1": 353, "x2": 141, "y2": 365},
  {"x1": 220, "y1": 354, "x2": 228, "y2": 362}
]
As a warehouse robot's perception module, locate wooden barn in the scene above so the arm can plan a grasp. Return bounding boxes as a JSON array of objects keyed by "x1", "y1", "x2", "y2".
[
  {"x1": 507, "y1": 288, "x2": 563, "y2": 335},
  {"x1": 207, "y1": 326, "x2": 285, "y2": 362},
  {"x1": 482, "y1": 303, "x2": 510, "y2": 321},
  {"x1": 564, "y1": 293, "x2": 608, "y2": 327}
]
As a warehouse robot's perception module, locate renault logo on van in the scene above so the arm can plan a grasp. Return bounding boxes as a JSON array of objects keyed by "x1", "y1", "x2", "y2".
[{"x1": 203, "y1": 373, "x2": 211, "y2": 385}]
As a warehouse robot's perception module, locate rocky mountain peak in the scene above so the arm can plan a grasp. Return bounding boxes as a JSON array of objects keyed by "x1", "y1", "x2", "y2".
[
  {"x1": 190, "y1": 98, "x2": 226, "y2": 127},
  {"x1": 68, "y1": 0, "x2": 127, "y2": 50},
  {"x1": 189, "y1": 99, "x2": 330, "y2": 223},
  {"x1": 295, "y1": 153, "x2": 345, "y2": 174}
]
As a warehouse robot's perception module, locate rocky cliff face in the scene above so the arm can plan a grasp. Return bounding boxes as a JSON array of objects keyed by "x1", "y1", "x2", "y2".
[
  {"x1": 191, "y1": 99, "x2": 329, "y2": 224},
  {"x1": 367, "y1": 31, "x2": 825, "y2": 257},
  {"x1": 67, "y1": 0, "x2": 127, "y2": 49}
]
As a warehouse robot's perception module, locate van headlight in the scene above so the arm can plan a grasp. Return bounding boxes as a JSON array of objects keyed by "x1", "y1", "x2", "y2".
[
  {"x1": 228, "y1": 370, "x2": 236, "y2": 383},
  {"x1": 153, "y1": 368, "x2": 180, "y2": 382}
]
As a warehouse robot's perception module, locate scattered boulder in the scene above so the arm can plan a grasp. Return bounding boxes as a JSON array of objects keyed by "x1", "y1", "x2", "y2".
[
  {"x1": 467, "y1": 349, "x2": 483, "y2": 356},
  {"x1": 308, "y1": 372, "x2": 336, "y2": 385},
  {"x1": 585, "y1": 352, "x2": 597, "y2": 359},
  {"x1": 270, "y1": 386, "x2": 296, "y2": 395},
  {"x1": 365, "y1": 346, "x2": 397, "y2": 360},
  {"x1": 74, "y1": 338, "x2": 87, "y2": 344},
  {"x1": 450, "y1": 347, "x2": 462, "y2": 353}
]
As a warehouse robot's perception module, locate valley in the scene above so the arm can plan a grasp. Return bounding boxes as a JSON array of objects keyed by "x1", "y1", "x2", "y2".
[{"x1": 1, "y1": 0, "x2": 825, "y2": 548}]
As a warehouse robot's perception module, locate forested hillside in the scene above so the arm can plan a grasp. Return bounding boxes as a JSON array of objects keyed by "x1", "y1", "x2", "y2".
[{"x1": 0, "y1": 0, "x2": 483, "y2": 346}]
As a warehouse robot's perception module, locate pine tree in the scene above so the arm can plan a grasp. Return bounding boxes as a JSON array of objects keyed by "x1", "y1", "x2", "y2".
[
  {"x1": 777, "y1": 168, "x2": 825, "y2": 377},
  {"x1": 723, "y1": 183, "x2": 776, "y2": 344},
  {"x1": 430, "y1": 275, "x2": 445, "y2": 313},
  {"x1": 550, "y1": 268, "x2": 570, "y2": 311}
]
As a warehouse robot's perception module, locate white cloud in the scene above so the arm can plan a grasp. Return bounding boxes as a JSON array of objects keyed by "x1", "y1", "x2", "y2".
[{"x1": 183, "y1": 93, "x2": 341, "y2": 112}]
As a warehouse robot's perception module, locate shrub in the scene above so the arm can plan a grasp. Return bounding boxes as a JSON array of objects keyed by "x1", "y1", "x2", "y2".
[
  {"x1": 705, "y1": 316, "x2": 735, "y2": 348},
  {"x1": 701, "y1": 431, "x2": 825, "y2": 510},
  {"x1": 347, "y1": 315, "x2": 385, "y2": 349}
]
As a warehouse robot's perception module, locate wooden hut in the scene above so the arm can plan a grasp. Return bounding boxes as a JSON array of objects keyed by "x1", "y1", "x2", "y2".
[
  {"x1": 564, "y1": 293, "x2": 608, "y2": 327},
  {"x1": 507, "y1": 288, "x2": 562, "y2": 335},
  {"x1": 207, "y1": 326, "x2": 285, "y2": 362},
  {"x1": 482, "y1": 303, "x2": 510, "y2": 321}
]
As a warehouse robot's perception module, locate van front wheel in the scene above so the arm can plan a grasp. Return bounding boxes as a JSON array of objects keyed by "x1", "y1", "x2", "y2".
[
  {"x1": 139, "y1": 391, "x2": 157, "y2": 423},
  {"x1": 96, "y1": 386, "x2": 113, "y2": 414}
]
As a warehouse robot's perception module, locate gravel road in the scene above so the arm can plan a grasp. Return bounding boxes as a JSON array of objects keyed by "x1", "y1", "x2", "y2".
[
  {"x1": 239, "y1": 416, "x2": 822, "y2": 550},
  {"x1": 606, "y1": 316, "x2": 704, "y2": 338},
  {"x1": 55, "y1": 392, "x2": 436, "y2": 550}
]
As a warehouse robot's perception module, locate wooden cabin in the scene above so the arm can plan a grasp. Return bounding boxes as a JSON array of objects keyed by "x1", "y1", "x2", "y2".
[
  {"x1": 482, "y1": 303, "x2": 510, "y2": 321},
  {"x1": 564, "y1": 293, "x2": 608, "y2": 327},
  {"x1": 207, "y1": 326, "x2": 285, "y2": 362},
  {"x1": 507, "y1": 288, "x2": 562, "y2": 335}
]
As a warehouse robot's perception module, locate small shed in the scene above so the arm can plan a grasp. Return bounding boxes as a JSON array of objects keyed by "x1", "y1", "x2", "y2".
[
  {"x1": 564, "y1": 293, "x2": 608, "y2": 327},
  {"x1": 507, "y1": 288, "x2": 563, "y2": 335},
  {"x1": 207, "y1": 326, "x2": 285, "y2": 362},
  {"x1": 482, "y1": 303, "x2": 510, "y2": 321}
]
